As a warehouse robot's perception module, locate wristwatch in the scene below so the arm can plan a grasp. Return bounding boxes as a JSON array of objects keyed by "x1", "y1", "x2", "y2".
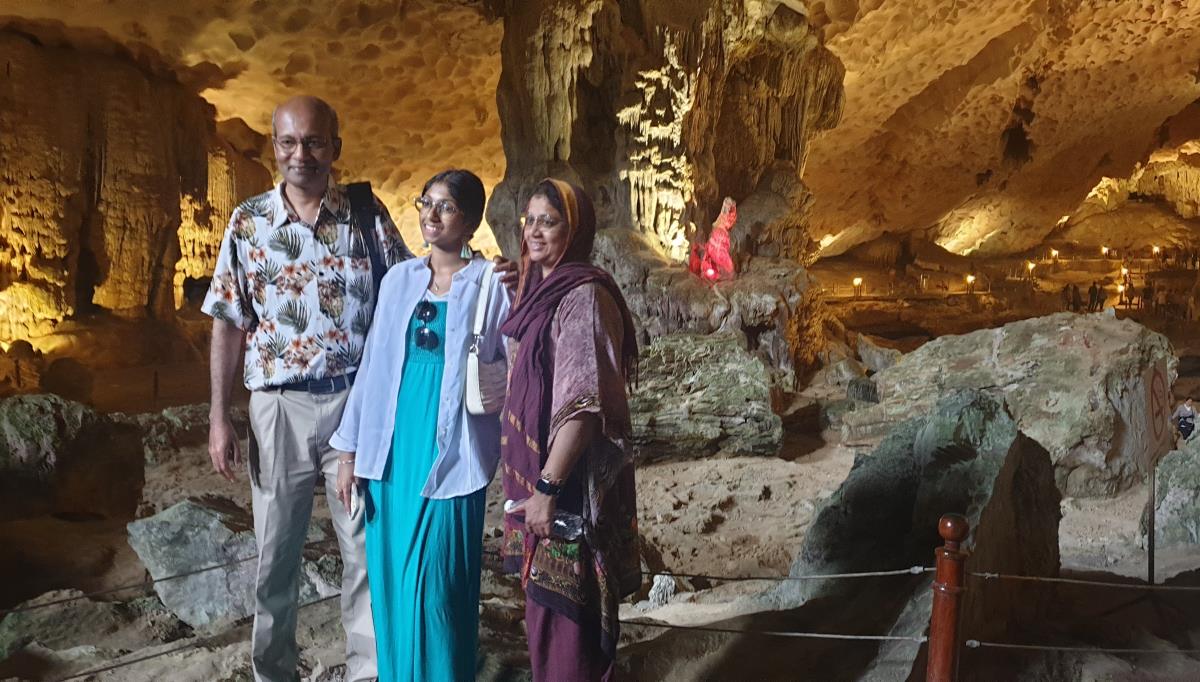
[{"x1": 535, "y1": 476, "x2": 564, "y2": 497}]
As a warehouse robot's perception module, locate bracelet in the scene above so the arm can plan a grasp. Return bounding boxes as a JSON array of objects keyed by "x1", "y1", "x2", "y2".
[{"x1": 338, "y1": 458, "x2": 355, "y2": 465}]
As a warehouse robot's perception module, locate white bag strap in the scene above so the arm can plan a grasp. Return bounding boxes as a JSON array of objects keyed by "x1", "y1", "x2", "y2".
[{"x1": 470, "y1": 260, "x2": 495, "y2": 353}]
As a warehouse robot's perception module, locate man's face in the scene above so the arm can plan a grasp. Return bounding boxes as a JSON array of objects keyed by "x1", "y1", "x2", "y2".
[{"x1": 272, "y1": 104, "x2": 341, "y2": 194}]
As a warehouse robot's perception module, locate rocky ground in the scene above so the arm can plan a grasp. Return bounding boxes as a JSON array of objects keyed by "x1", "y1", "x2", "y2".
[
  {"x1": 5, "y1": 298, "x2": 1200, "y2": 679},
  {"x1": 4, "y1": 398, "x2": 1195, "y2": 681}
]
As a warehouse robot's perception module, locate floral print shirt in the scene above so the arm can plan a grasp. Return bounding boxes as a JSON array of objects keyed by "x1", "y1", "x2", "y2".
[{"x1": 202, "y1": 180, "x2": 413, "y2": 390}]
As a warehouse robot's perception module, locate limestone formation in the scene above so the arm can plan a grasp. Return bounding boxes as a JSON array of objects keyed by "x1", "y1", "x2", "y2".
[
  {"x1": 629, "y1": 332, "x2": 781, "y2": 459},
  {"x1": 1148, "y1": 442, "x2": 1200, "y2": 549},
  {"x1": 126, "y1": 496, "x2": 341, "y2": 630},
  {"x1": 856, "y1": 333, "x2": 902, "y2": 374},
  {"x1": 113, "y1": 403, "x2": 249, "y2": 465},
  {"x1": 593, "y1": 230, "x2": 826, "y2": 387},
  {"x1": 807, "y1": 1, "x2": 1200, "y2": 257},
  {"x1": 0, "y1": 30, "x2": 271, "y2": 342},
  {"x1": 487, "y1": 0, "x2": 843, "y2": 263},
  {"x1": 0, "y1": 0, "x2": 506, "y2": 254},
  {"x1": 0, "y1": 394, "x2": 143, "y2": 521},
  {"x1": 776, "y1": 390, "x2": 1060, "y2": 677},
  {"x1": 1056, "y1": 113, "x2": 1200, "y2": 252},
  {"x1": 842, "y1": 313, "x2": 1177, "y2": 497}
]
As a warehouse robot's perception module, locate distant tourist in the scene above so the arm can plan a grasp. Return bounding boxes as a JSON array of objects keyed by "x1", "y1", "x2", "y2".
[
  {"x1": 1173, "y1": 397, "x2": 1197, "y2": 441},
  {"x1": 1087, "y1": 281, "x2": 1100, "y2": 312},
  {"x1": 1071, "y1": 283, "x2": 1083, "y2": 312}
]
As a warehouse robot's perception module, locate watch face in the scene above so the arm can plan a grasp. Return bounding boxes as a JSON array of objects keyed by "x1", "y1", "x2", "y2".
[{"x1": 536, "y1": 477, "x2": 562, "y2": 496}]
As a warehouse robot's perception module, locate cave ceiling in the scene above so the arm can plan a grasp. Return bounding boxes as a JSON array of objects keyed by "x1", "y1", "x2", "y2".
[
  {"x1": 2, "y1": 0, "x2": 1199, "y2": 260},
  {"x1": 804, "y1": 0, "x2": 1200, "y2": 257},
  {"x1": 0, "y1": 0, "x2": 505, "y2": 250}
]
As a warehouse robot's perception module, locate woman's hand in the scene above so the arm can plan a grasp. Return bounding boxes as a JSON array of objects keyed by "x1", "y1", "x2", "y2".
[
  {"x1": 524, "y1": 491, "x2": 556, "y2": 538},
  {"x1": 334, "y1": 451, "x2": 357, "y2": 515}
]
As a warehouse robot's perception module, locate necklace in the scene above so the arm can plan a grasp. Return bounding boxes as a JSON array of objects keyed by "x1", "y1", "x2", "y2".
[{"x1": 428, "y1": 256, "x2": 469, "y2": 294}]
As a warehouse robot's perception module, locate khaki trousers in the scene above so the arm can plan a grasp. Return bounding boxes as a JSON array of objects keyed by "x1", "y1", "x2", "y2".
[{"x1": 248, "y1": 388, "x2": 376, "y2": 682}]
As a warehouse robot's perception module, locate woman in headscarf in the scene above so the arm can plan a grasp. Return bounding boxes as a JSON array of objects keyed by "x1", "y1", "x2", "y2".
[
  {"x1": 330, "y1": 169, "x2": 510, "y2": 681},
  {"x1": 500, "y1": 179, "x2": 641, "y2": 681}
]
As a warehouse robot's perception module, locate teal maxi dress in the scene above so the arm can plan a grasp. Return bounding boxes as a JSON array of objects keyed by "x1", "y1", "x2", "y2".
[{"x1": 364, "y1": 296, "x2": 486, "y2": 681}]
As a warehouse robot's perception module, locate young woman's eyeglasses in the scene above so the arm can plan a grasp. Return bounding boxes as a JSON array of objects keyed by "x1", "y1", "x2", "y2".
[
  {"x1": 414, "y1": 300, "x2": 440, "y2": 350},
  {"x1": 521, "y1": 214, "x2": 561, "y2": 229},
  {"x1": 414, "y1": 196, "x2": 460, "y2": 217},
  {"x1": 272, "y1": 136, "x2": 332, "y2": 153}
]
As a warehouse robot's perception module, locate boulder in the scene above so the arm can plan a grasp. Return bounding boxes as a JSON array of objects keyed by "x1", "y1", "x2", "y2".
[
  {"x1": 841, "y1": 313, "x2": 1176, "y2": 497},
  {"x1": 0, "y1": 394, "x2": 143, "y2": 521},
  {"x1": 629, "y1": 332, "x2": 781, "y2": 458},
  {"x1": 1149, "y1": 443, "x2": 1200, "y2": 547},
  {"x1": 857, "y1": 333, "x2": 903, "y2": 373},
  {"x1": 772, "y1": 390, "x2": 1061, "y2": 679},
  {"x1": 126, "y1": 496, "x2": 341, "y2": 630}
]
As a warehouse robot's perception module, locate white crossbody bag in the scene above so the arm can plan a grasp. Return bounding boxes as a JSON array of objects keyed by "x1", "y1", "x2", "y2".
[{"x1": 465, "y1": 262, "x2": 508, "y2": 415}]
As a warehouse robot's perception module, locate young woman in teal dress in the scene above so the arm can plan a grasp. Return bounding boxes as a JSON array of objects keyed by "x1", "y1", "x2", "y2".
[{"x1": 330, "y1": 169, "x2": 510, "y2": 680}]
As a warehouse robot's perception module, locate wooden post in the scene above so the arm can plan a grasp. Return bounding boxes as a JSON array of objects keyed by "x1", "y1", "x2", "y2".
[
  {"x1": 927, "y1": 513, "x2": 969, "y2": 682},
  {"x1": 1148, "y1": 458, "x2": 1157, "y2": 585}
]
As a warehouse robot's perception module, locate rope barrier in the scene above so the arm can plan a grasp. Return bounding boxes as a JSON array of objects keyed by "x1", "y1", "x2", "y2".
[
  {"x1": 54, "y1": 594, "x2": 340, "y2": 682},
  {"x1": 1, "y1": 538, "x2": 339, "y2": 618},
  {"x1": 623, "y1": 621, "x2": 927, "y2": 643},
  {"x1": 485, "y1": 549, "x2": 934, "y2": 583},
  {"x1": 5, "y1": 542, "x2": 927, "y2": 620},
  {"x1": 641, "y1": 566, "x2": 934, "y2": 583},
  {"x1": 965, "y1": 640, "x2": 1200, "y2": 655},
  {"x1": 969, "y1": 572, "x2": 1200, "y2": 593}
]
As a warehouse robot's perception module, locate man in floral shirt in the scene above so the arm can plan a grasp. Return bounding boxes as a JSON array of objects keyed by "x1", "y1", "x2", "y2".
[{"x1": 203, "y1": 95, "x2": 411, "y2": 682}]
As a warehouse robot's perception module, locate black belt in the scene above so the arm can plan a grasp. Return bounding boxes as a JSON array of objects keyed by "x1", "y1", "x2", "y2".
[{"x1": 272, "y1": 372, "x2": 356, "y2": 394}]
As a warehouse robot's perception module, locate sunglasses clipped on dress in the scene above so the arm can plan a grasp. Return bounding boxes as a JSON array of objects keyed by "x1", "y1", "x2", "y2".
[{"x1": 414, "y1": 300, "x2": 439, "y2": 350}]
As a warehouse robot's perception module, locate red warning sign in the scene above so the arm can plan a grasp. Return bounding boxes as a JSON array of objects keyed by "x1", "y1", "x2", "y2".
[{"x1": 1150, "y1": 367, "x2": 1166, "y2": 442}]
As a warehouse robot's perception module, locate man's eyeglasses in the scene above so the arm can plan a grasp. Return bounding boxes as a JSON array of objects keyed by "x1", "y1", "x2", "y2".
[
  {"x1": 413, "y1": 196, "x2": 461, "y2": 217},
  {"x1": 273, "y1": 136, "x2": 333, "y2": 153},
  {"x1": 522, "y1": 214, "x2": 562, "y2": 230},
  {"x1": 414, "y1": 300, "x2": 440, "y2": 350}
]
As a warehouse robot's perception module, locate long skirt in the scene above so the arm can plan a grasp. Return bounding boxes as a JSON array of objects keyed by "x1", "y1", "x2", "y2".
[
  {"x1": 525, "y1": 599, "x2": 614, "y2": 682},
  {"x1": 364, "y1": 317, "x2": 485, "y2": 681}
]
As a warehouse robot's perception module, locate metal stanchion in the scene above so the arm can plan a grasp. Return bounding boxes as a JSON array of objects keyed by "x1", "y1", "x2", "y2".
[{"x1": 927, "y1": 514, "x2": 969, "y2": 682}]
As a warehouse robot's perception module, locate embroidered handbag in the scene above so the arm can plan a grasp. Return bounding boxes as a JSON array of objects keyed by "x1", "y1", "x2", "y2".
[{"x1": 466, "y1": 262, "x2": 507, "y2": 415}]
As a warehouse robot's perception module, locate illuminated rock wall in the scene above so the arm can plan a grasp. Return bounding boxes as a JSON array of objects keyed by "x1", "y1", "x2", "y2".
[
  {"x1": 0, "y1": 0, "x2": 506, "y2": 257},
  {"x1": 806, "y1": 0, "x2": 1200, "y2": 257},
  {"x1": 486, "y1": 0, "x2": 843, "y2": 264},
  {"x1": 0, "y1": 31, "x2": 270, "y2": 342}
]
